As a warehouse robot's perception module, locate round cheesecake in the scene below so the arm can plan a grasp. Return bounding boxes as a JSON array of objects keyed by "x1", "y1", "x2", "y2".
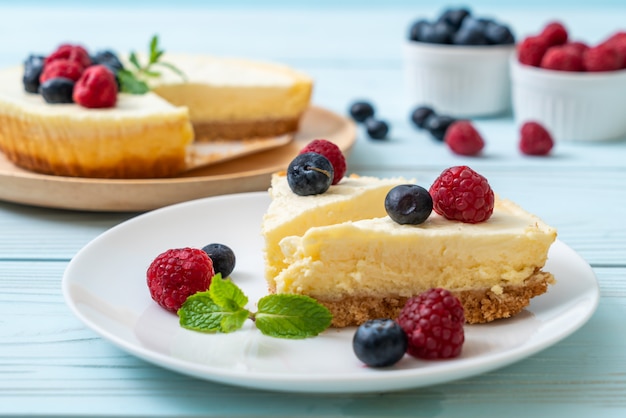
[{"x1": 0, "y1": 54, "x2": 313, "y2": 178}]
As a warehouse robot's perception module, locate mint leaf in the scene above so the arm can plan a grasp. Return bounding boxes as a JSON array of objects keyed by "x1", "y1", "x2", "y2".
[
  {"x1": 209, "y1": 274, "x2": 248, "y2": 312},
  {"x1": 254, "y1": 294, "x2": 332, "y2": 339},
  {"x1": 117, "y1": 69, "x2": 150, "y2": 94},
  {"x1": 178, "y1": 291, "x2": 250, "y2": 333},
  {"x1": 123, "y1": 34, "x2": 186, "y2": 95}
]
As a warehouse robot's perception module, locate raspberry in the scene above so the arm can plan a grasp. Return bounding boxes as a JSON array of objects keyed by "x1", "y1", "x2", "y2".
[
  {"x1": 45, "y1": 44, "x2": 92, "y2": 69},
  {"x1": 519, "y1": 121, "x2": 554, "y2": 156},
  {"x1": 603, "y1": 32, "x2": 626, "y2": 68},
  {"x1": 397, "y1": 288, "x2": 465, "y2": 359},
  {"x1": 540, "y1": 21, "x2": 568, "y2": 46},
  {"x1": 39, "y1": 59, "x2": 84, "y2": 84},
  {"x1": 429, "y1": 165, "x2": 495, "y2": 224},
  {"x1": 299, "y1": 139, "x2": 346, "y2": 185},
  {"x1": 73, "y1": 65, "x2": 118, "y2": 108},
  {"x1": 540, "y1": 46, "x2": 584, "y2": 71},
  {"x1": 517, "y1": 35, "x2": 550, "y2": 67},
  {"x1": 583, "y1": 44, "x2": 623, "y2": 72},
  {"x1": 563, "y1": 41, "x2": 589, "y2": 57},
  {"x1": 443, "y1": 121, "x2": 485, "y2": 156},
  {"x1": 147, "y1": 247, "x2": 215, "y2": 313}
]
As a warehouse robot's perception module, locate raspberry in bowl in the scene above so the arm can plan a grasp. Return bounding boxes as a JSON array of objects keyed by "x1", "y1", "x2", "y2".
[
  {"x1": 511, "y1": 22, "x2": 626, "y2": 142},
  {"x1": 404, "y1": 7, "x2": 516, "y2": 117}
]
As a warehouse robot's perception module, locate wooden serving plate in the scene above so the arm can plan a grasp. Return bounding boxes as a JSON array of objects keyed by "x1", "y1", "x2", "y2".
[{"x1": 0, "y1": 106, "x2": 356, "y2": 212}]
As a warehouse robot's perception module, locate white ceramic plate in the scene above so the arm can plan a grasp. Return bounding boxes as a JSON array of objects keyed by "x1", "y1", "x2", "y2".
[{"x1": 62, "y1": 192, "x2": 600, "y2": 393}]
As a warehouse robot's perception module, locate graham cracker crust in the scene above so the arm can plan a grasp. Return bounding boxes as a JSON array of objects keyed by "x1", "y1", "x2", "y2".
[
  {"x1": 290, "y1": 270, "x2": 555, "y2": 328},
  {"x1": 192, "y1": 117, "x2": 300, "y2": 141}
]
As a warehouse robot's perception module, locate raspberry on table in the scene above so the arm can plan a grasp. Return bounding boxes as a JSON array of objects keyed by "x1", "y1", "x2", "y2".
[
  {"x1": 397, "y1": 288, "x2": 465, "y2": 360},
  {"x1": 519, "y1": 121, "x2": 554, "y2": 156},
  {"x1": 299, "y1": 139, "x2": 346, "y2": 185},
  {"x1": 517, "y1": 35, "x2": 550, "y2": 67},
  {"x1": 583, "y1": 44, "x2": 623, "y2": 72},
  {"x1": 39, "y1": 59, "x2": 84, "y2": 83},
  {"x1": 540, "y1": 46, "x2": 585, "y2": 71},
  {"x1": 45, "y1": 44, "x2": 92, "y2": 69},
  {"x1": 73, "y1": 65, "x2": 118, "y2": 108},
  {"x1": 540, "y1": 21, "x2": 568, "y2": 47},
  {"x1": 443, "y1": 120, "x2": 485, "y2": 156},
  {"x1": 147, "y1": 247, "x2": 215, "y2": 313},
  {"x1": 429, "y1": 165, "x2": 495, "y2": 224}
]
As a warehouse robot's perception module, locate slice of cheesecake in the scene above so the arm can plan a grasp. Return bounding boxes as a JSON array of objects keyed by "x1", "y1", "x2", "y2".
[
  {"x1": 272, "y1": 195, "x2": 557, "y2": 327},
  {"x1": 262, "y1": 172, "x2": 410, "y2": 290}
]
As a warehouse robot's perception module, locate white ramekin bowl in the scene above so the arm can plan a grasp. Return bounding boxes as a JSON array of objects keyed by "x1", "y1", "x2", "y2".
[
  {"x1": 511, "y1": 58, "x2": 626, "y2": 142},
  {"x1": 403, "y1": 41, "x2": 515, "y2": 117}
]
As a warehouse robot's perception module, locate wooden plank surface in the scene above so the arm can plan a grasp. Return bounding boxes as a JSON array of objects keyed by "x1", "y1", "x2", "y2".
[{"x1": 1, "y1": 1, "x2": 625, "y2": 416}]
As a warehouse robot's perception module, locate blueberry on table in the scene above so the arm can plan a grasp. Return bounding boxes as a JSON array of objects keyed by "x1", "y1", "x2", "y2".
[
  {"x1": 39, "y1": 77, "x2": 75, "y2": 104},
  {"x1": 349, "y1": 101, "x2": 375, "y2": 123},
  {"x1": 410, "y1": 105, "x2": 435, "y2": 129},
  {"x1": 353, "y1": 319, "x2": 408, "y2": 368},
  {"x1": 287, "y1": 152, "x2": 334, "y2": 196},
  {"x1": 385, "y1": 184, "x2": 433, "y2": 225},
  {"x1": 365, "y1": 118, "x2": 389, "y2": 140},
  {"x1": 424, "y1": 114, "x2": 456, "y2": 141},
  {"x1": 201, "y1": 243, "x2": 236, "y2": 278},
  {"x1": 23, "y1": 54, "x2": 45, "y2": 93}
]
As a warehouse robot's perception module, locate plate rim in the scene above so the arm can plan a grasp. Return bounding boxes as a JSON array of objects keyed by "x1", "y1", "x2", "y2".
[{"x1": 62, "y1": 192, "x2": 600, "y2": 393}]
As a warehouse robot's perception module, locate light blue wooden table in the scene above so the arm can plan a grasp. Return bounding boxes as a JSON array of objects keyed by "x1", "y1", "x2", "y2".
[{"x1": 1, "y1": 1, "x2": 626, "y2": 416}]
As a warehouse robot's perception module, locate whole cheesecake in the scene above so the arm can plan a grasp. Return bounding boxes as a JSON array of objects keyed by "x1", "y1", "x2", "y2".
[
  {"x1": 0, "y1": 54, "x2": 313, "y2": 178},
  {"x1": 149, "y1": 54, "x2": 313, "y2": 141},
  {"x1": 262, "y1": 174, "x2": 557, "y2": 327}
]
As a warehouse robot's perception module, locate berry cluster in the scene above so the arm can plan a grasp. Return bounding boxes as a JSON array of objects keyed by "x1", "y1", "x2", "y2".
[
  {"x1": 353, "y1": 288, "x2": 465, "y2": 367},
  {"x1": 23, "y1": 43, "x2": 123, "y2": 108},
  {"x1": 147, "y1": 243, "x2": 236, "y2": 313},
  {"x1": 408, "y1": 7, "x2": 515, "y2": 46},
  {"x1": 518, "y1": 22, "x2": 626, "y2": 72},
  {"x1": 348, "y1": 100, "x2": 390, "y2": 140},
  {"x1": 287, "y1": 139, "x2": 348, "y2": 195},
  {"x1": 385, "y1": 165, "x2": 494, "y2": 225},
  {"x1": 410, "y1": 105, "x2": 554, "y2": 156}
]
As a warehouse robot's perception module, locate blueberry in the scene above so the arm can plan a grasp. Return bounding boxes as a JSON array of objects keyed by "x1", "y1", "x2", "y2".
[
  {"x1": 459, "y1": 16, "x2": 490, "y2": 33},
  {"x1": 385, "y1": 184, "x2": 433, "y2": 225},
  {"x1": 424, "y1": 114, "x2": 456, "y2": 141},
  {"x1": 410, "y1": 105, "x2": 435, "y2": 129},
  {"x1": 39, "y1": 77, "x2": 75, "y2": 104},
  {"x1": 23, "y1": 54, "x2": 45, "y2": 93},
  {"x1": 349, "y1": 101, "x2": 375, "y2": 123},
  {"x1": 91, "y1": 50, "x2": 124, "y2": 72},
  {"x1": 201, "y1": 243, "x2": 236, "y2": 278},
  {"x1": 408, "y1": 19, "x2": 429, "y2": 41},
  {"x1": 453, "y1": 26, "x2": 489, "y2": 45},
  {"x1": 418, "y1": 21, "x2": 454, "y2": 44},
  {"x1": 365, "y1": 118, "x2": 389, "y2": 140},
  {"x1": 287, "y1": 152, "x2": 334, "y2": 196},
  {"x1": 437, "y1": 7, "x2": 471, "y2": 31},
  {"x1": 485, "y1": 22, "x2": 515, "y2": 45},
  {"x1": 353, "y1": 319, "x2": 408, "y2": 368}
]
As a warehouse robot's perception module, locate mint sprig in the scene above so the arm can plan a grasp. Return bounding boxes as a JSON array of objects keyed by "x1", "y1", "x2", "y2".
[
  {"x1": 177, "y1": 274, "x2": 333, "y2": 339},
  {"x1": 118, "y1": 34, "x2": 186, "y2": 94}
]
